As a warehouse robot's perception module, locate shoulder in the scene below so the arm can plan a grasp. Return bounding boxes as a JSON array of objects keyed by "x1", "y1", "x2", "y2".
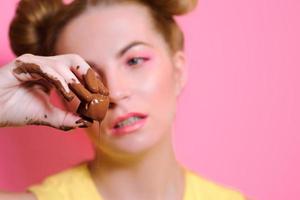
[
  {"x1": 184, "y1": 169, "x2": 246, "y2": 200},
  {"x1": 27, "y1": 164, "x2": 97, "y2": 200}
]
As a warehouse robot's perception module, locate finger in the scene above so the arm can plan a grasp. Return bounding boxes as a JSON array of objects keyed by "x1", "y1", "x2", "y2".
[
  {"x1": 23, "y1": 80, "x2": 52, "y2": 94},
  {"x1": 69, "y1": 82, "x2": 93, "y2": 102},
  {"x1": 21, "y1": 83, "x2": 91, "y2": 131},
  {"x1": 37, "y1": 106, "x2": 92, "y2": 131},
  {"x1": 83, "y1": 68, "x2": 109, "y2": 95},
  {"x1": 74, "y1": 118, "x2": 93, "y2": 128},
  {"x1": 97, "y1": 78, "x2": 109, "y2": 96},
  {"x1": 13, "y1": 60, "x2": 75, "y2": 101},
  {"x1": 84, "y1": 68, "x2": 100, "y2": 93},
  {"x1": 58, "y1": 54, "x2": 109, "y2": 95},
  {"x1": 13, "y1": 61, "x2": 43, "y2": 81},
  {"x1": 76, "y1": 102, "x2": 94, "y2": 123},
  {"x1": 61, "y1": 54, "x2": 91, "y2": 79},
  {"x1": 54, "y1": 63, "x2": 81, "y2": 85}
]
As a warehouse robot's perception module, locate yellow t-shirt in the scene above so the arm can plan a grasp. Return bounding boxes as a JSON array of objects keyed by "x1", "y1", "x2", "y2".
[{"x1": 28, "y1": 164, "x2": 245, "y2": 200}]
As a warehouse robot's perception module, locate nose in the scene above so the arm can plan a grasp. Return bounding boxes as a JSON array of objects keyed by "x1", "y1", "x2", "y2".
[{"x1": 106, "y1": 71, "x2": 131, "y2": 109}]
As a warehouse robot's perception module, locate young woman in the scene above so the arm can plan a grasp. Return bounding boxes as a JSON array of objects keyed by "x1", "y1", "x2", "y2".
[{"x1": 0, "y1": 0, "x2": 246, "y2": 199}]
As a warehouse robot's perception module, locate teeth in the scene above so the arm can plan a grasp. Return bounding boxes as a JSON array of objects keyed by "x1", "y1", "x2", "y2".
[{"x1": 116, "y1": 116, "x2": 141, "y2": 128}]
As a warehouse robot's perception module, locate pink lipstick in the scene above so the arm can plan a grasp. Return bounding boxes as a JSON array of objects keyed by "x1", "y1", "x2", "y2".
[{"x1": 110, "y1": 112, "x2": 147, "y2": 136}]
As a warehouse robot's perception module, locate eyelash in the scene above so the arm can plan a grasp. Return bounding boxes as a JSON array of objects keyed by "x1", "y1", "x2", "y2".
[{"x1": 126, "y1": 57, "x2": 149, "y2": 66}]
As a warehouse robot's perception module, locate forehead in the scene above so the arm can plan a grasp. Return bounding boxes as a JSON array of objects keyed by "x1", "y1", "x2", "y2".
[{"x1": 56, "y1": 3, "x2": 164, "y2": 58}]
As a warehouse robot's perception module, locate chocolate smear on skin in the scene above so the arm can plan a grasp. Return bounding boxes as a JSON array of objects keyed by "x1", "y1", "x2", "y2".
[
  {"x1": 76, "y1": 94, "x2": 109, "y2": 122},
  {"x1": 84, "y1": 69, "x2": 99, "y2": 93},
  {"x1": 26, "y1": 119, "x2": 74, "y2": 131},
  {"x1": 13, "y1": 61, "x2": 109, "y2": 129},
  {"x1": 69, "y1": 84, "x2": 109, "y2": 122},
  {"x1": 69, "y1": 83, "x2": 93, "y2": 102},
  {"x1": 75, "y1": 118, "x2": 93, "y2": 128},
  {"x1": 13, "y1": 60, "x2": 75, "y2": 101},
  {"x1": 97, "y1": 78, "x2": 109, "y2": 96},
  {"x1": 69, "y1": 69, "x2": 110, "y2": 122},
  {"x1": 0, "y1": 121, "x2": 10, "y2": 127}
]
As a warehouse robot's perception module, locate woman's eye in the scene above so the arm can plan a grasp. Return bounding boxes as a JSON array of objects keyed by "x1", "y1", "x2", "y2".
[{"x1": 127, "y1": 57, "x2": 148, "y2": 66}]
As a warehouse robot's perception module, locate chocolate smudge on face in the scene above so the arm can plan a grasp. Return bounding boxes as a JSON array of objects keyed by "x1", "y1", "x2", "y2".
[{"x1": 13, "y1": 60, "x2": 75, "y2": 101}]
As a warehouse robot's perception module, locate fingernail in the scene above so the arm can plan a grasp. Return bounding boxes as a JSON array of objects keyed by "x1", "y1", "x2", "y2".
[
  {"x1": 59, "y1": 126, "x2": 74, "y2": 131},
  {"x1": 75, "y1": 119, "x2": 93, "y2": 128}
]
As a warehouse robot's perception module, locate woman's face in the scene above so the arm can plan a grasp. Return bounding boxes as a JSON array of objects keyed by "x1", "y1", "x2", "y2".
[{"x1": 56, "y1": 3, "x2": 186, "y2": 158}]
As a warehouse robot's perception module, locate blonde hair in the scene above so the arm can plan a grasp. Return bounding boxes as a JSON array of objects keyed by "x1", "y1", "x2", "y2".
[{"x1": 9, "y1": 0, "x2": 198, "y2": 56}]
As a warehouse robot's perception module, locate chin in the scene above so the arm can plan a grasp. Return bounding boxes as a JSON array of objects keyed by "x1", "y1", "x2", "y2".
[
  {"x1": 106, "y1": 132, "x2": 161, "y2": 154},
  {"x1": 89, "y1": 129, "x2": 163, "y2": 160},
  {"x1": 86, "y1": 118, "x2": 170, "y2": 160}
]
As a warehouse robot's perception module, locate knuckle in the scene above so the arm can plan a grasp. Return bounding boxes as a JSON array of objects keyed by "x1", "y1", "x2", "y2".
[
  {"x1": 69, "y1": 54, "x2": 83, "y2": 62},
  {"x1": 18, "y1": 53, "x2": 34, "y2": 62},
  {"x1": 68, "y1": 54, "x2": 89, "y2": 69}
]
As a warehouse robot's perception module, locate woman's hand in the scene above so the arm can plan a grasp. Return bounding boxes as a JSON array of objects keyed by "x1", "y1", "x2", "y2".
[{"x1": 0, "y1": 53, "x2": 107, "y2": 131}]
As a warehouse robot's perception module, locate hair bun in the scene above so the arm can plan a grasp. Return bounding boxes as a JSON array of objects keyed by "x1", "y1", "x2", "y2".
[
  {"x1": 148, "y1": 0, "x2": 198, "y2": 16},
  {"x1": 9, "y1": 0, "x2": 63, "y2": 56}
]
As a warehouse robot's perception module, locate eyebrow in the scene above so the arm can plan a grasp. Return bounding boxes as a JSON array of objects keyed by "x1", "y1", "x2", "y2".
[
  {"x1": 86, "y1": 41, "x2": 152, "y2": 69},
  {"x1": 117, "y1": 41, "x2": 152, "y2": 57}
]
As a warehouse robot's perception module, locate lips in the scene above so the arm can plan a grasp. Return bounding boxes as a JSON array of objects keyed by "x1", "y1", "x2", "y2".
[
  {"x1": 109, "y1": 112, "x2": 148, "y2": 136},
  {"x1": 111, "y1": 112, "x2": 147, "y2": 128}
]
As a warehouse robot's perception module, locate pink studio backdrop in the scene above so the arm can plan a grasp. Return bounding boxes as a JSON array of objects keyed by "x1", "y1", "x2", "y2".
[{"x1": 0, "y1": 0, "x2": 299, "y2": 199}]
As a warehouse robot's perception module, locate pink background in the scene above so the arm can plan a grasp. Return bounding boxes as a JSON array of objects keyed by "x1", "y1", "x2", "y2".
[{"x1": 1, "y1": 0, "x2": 299, "y2": 199}]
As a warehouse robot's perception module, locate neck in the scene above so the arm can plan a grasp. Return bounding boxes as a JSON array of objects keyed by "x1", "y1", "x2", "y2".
[{"x1": 87, "y1": 133, "x2": 185, "y2": 200}]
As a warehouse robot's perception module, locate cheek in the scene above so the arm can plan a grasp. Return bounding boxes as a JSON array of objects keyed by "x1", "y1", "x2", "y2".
[
  {"x1": 137, "y1": 59, "x2": 177, "y2": 121},
  {"x1": 134, "y1": 57, "x2": 176, "y2": 96}
]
